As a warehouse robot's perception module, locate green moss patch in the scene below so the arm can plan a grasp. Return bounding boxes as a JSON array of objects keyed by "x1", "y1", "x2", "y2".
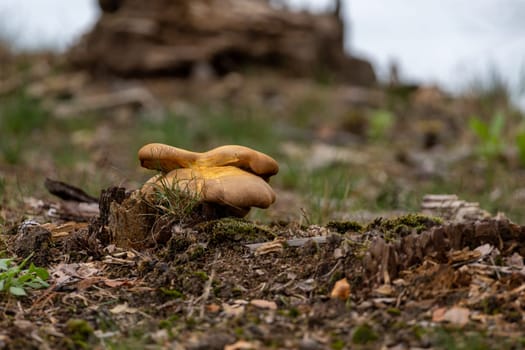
[
  {"x1": 198, "y1": 217, "x2": 275, "y2": 245},
  {"x1": 326, "y1": 220, "x2": 364, "y2": 234},
  {"x1": 366, "y1": 214, "x2": 442, "y2": 240}
]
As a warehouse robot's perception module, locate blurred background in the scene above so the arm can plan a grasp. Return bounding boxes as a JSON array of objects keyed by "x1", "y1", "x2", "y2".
[
  {"x1": 1, "y1": 0, "x2": 525, "y2": 224},
  {"x1": 2, "y1": 0, "x2": 524, "y2": 102}
]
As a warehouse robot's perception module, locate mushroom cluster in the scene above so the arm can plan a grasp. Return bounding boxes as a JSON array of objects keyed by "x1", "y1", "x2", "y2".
[{"x1": 138, "y1": 143, "x2": 279, "y2": 217}]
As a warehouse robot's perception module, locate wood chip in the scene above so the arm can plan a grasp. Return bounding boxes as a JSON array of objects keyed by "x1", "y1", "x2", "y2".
[
  {"x1": 110, "y1": 303, "x2": 139, "y2": 314},
  {"x1": 330, "y1": 278, "x2": 350, "y2": 301},
  {"x1": 433, "y1": 306, "x2": 470, "y2": 327},
  {"x1": 225, "y1": 340, "x2": 258, "y2": 350},
  {"x1": 254, "y1": 239, "x2": 284, "y2": 256},
  {"x1": 250, "y1": 299, "x2": 277, "y2": 310}
]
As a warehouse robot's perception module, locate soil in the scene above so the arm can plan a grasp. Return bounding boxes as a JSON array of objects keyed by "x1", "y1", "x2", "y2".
[{"x1": 1, "y1": 197, "x2": 524, "y2": 349}]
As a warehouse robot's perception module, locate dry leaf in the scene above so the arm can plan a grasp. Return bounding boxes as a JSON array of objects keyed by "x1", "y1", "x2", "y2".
[
  {"x1": 433, "y1": 306, "x2": 469, "y2": 327},
  {"x1": 330, "y1": 278, "x2": 350, "y2": 301},
  {"x1": 104, "y1": 279, "x2": 133, "y2": 288},
  {"x1": 250, "y1": 299, "x2": 277, "y2": 310},
  {"x1": 374, "y1": 284, "x2": 394, "y2": 296},
  {"x1": 432, "y1": 307, "x2": 447, "y2": 322},
  {"x1": 76, "y1": 277, "x2": 103, "y2": 290},
  {"x1": 443, "y1": 306, "x2": 470, "y2": 326},
  {"x1": 225, "y1": 340, "x2": 258, "y2": 350},
  {"x1": 474, "y1": 244, "x2": 493, "y2": 258},
  {"x1": 206, "y1": 303, "x2": 221, "y2": 313},
  {"x1": 223, "y1": 303, "x2": 245, "y2": 318}
]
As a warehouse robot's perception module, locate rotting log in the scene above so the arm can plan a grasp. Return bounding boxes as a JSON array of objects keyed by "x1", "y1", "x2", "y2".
[{"x1": 69, "y1": 0, "x2": 375, "y2": 85}]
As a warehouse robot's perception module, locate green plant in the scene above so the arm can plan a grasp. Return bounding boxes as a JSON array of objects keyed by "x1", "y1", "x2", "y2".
[
  {"x1": 515, "y1": 127, "x2": 525, "y2": 167},
  {"x1": 368, "y1": 109, "x2": 394, "y2": 141},
  {"x1": 65, "y1": 319, "x2": 95, "y2": 349},
  {"x1": 0, "y1": 253, "x2": 49, "y2": 296},
  {"x1": 146, "y1": 174, "x2": 202, "y2": 224},
  {"x1": 352, "y1": 323, "x2": 379, "y2": 344},
  {"x1": 0, "y1": 92, "x2": 48, "y2": 164},
  {"x1": 305, "y1": 164, "x2": 356, "y2": 224},
  {"x1": 138, "y1": 104, "x2": 280, "y2": 155},
  {"x1": 469, "y1": 112, "x2": 506, "y2": 160},
  {"x1": 0, "y1": 176, "x2": 5, "y2": 200}
]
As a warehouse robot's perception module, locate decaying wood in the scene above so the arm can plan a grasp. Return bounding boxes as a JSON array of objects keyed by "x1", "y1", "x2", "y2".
[
  {"x1": 69, "y1": 0, "x2": 376, "y2": 85},
  {"x1": 88, "y1": 186, "x2": 128, "y2": 245},
  {"x1": 45, "y1": 178, "x2": 98, "y2": 203},
  {"x1": 42, "y1": 178, "x2": 100, "y2": 221},
  {"x1": 421, "y1": 194, "x2": 491, "y2": 222},
  {"x1": 246, "y1": 236, "x2": 327, "y2": 251},
  {"x1": 363, "y1": 214, "x2": 525, "y2": 284},
  {"x1": 108, "y1": 193, "x2": 157, "y2": 249},
  {"x1": 48, "y1": 201, "x2": 100, "y2": 222}
]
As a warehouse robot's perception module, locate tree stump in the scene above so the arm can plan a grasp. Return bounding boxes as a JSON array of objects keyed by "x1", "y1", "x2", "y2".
[
  {"x1": 69, "y1": 0, "x2": 376, "y2": 85},
  {"x1": 108, "y1": 192, "x2": 157, "y2": 249}
]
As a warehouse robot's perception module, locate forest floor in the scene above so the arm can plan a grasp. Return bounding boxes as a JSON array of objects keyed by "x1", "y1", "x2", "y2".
[{"x1": 1, "y1": 52, "x2": 525, "y2": 349}]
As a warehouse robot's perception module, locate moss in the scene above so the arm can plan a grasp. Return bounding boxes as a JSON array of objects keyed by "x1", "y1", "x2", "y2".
[
  {"x1": 326, "y1": 221, "x2": 364, "y2": 234},
  {"x1": 65, "y1": 319, "x2": 94, "y2": 348},
  {"x1": 352, "y1": 323, "x2": 379, "y2": 344},
  {"x1": 200, "y1": 217, "x2": 275, "y2": 245},
  {"x1": 193, "y1": 270, "x2": 208, "y2": 281},
  {"x1": 330, "y1": 338, "x2": 345, "y2": 350},
  {"x1": 166, "y1": 235, "x2": 193, "y2": 254},
  {"x1": 287, "y1": 307, "x2": 300, "y2": 318},
  {"x1": 411, "y1": 324, "x2": 427, "y2": 341},
  {"x1": 159, "y1": 287, "x2": 183, "y2": 299},
  {"x1": 366, "y1": 214, "x2": 442, "y2": 241},
  {"x1": 387, "y1": 307, "x2": 401, "y2": 316},
  {"x1": 188, "y1": 244, "x2": 205, "y2": 260},
  {"x1": 234, "y1": 327, "x2": 244, "y2": 337},
  {"x1": 433, "y1": 328, "x2": 494, "y2": 350},
  {"x1": 231, "y1": 285, "x2": 245, "y2": 298}
]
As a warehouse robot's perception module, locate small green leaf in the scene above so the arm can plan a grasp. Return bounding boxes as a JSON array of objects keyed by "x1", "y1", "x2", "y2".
[
  {"x1": 0, "y1": 280, "x2": 5, "y2": 291},
  {"x1": 0, "y1": 258, "x2": 11, "y2": 270},
  {"x1": 490, "y1": 112, "x2": 505, "y2": 137},
  {"x1": 17, "y1": 273, "x2": 33, "y2": 283},
  {"x1": 9, "y1": 286, "x2": 27, "y2": 296},
  {"x1": 469, "y1": 116, "x2": 490, "y2": 141},
  {"x1": 516, "y1": 132, "x2": 525, "y2": 166},
  {"x1": 18, "y1": 253, "x2": 34, "y2": 270},
  {"x1": 29, "y1": 265, "x2": 49, "y2": 280},
  {"x1": 24, "y1": 281, "x2": 49, "y2": 289}
]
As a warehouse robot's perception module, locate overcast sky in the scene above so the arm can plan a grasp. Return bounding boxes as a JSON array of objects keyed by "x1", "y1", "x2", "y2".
[{"x1": 1, "y1": 0, "x2": 524, "y2": 99}]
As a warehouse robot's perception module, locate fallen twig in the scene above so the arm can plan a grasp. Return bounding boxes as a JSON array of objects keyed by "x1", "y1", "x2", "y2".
[{"x1": 245, "y1": 236, "x2": 327, "y2": 251}]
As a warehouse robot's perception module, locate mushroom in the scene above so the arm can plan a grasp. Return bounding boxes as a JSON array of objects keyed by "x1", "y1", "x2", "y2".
[
  {"x1": 138, "y1": 143, "x2": 278, "y2": 180},
  {"x1": 138, "y1": 143, "x2": 279, "y2": 217}
]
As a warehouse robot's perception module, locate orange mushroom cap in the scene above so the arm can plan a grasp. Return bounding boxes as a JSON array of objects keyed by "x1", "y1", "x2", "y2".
[
  {"x1": 138, "y1": 144, "x2": 279, "y2": 217},
  {"x1": 138, "y1": 143, "x2": 279, "y2": 180}
]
